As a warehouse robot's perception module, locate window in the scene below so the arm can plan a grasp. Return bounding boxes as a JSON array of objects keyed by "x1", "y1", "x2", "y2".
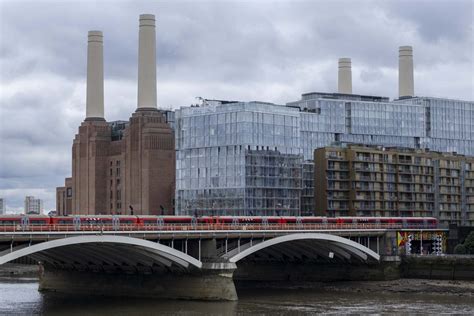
[{"x1": 66, "y1": 188, "x2": 72, "y2": 197}]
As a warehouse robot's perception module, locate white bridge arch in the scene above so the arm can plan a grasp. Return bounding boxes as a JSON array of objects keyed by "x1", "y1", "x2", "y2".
[
  {"x1": 226, "y1": 233, "x2": 380, "y2": 263},
  {"x1": 0, "y1": 235, "x2": 202, "y2": 270}
]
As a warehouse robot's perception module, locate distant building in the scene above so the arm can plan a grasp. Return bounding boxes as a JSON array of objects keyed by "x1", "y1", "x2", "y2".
[
  {"x1": 314, "y1": 145, "x2": 474, "y2": 226},
  {"x1": 0, "y1": 198, "x2": 5, "y2": 215},
  {"x1": 25, "y1": 196, "x2": 43, "y2": 215},
  {"x1": 56, "y1": 177, "x2": 72, "y2": 216}
]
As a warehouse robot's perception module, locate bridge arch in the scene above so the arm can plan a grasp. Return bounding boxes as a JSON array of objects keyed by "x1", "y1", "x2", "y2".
[
  {"x1": 0, "y1": 235, "x2": 202, "y2": 270},
  {"x1": 227, "y1": 233, "x2": 380, "y2": 263}
]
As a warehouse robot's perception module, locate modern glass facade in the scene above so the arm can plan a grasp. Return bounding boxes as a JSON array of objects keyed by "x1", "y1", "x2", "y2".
[
  {"x1": 395, "y1": 97, "x2": 474, "y2": 154},
  {"x1": 175, "y1": 102, "x2": 301, "y2": 216},
  {"x1": 288, "y1": 93, "x2": 473, "y2": 214},
  {"x1": 175, "y1": 93, "x2": 473, "y2": 216}
]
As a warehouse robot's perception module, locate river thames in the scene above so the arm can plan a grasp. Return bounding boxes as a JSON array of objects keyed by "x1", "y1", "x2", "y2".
[{"x1": 1, "y1": 278, "x2": 473, "y2": 315}]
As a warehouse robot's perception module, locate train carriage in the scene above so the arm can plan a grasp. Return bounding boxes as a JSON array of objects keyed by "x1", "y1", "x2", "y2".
[
  {"x1": 0, "y1": 214, "x2": 439, "y2": 231},
  {"x1": 0, "y1": 215, "x2": 50, "y2": 231}
]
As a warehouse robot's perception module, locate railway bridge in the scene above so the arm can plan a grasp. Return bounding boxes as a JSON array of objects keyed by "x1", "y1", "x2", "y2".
[{"x1": 0, "y1": 225, "x2": 447, "y2": 300}]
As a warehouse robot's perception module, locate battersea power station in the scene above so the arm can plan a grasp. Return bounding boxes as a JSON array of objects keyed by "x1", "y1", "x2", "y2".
[
  {"x1": 57, "y1": 15, "x2": 175, "y2": 216},
  {"x1": 57, "y1": 14, "x2": 474, "y2": 226}
]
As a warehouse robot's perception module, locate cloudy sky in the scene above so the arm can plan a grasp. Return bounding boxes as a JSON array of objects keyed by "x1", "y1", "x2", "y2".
[{"x1": 0, "y1": 0, "x2": 472, "y2": 212}]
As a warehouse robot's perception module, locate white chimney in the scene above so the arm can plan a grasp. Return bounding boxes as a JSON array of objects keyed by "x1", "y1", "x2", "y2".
[
  {"x1": 399, "y1": 46, "x2": 414, "y2": 98},
  {"x1": 85, "y1": 31, "x2": 105, "y2": 120},
  {"x1": 338, "y1": 58, "x2": 352, "y2": 94},
  {"x1": 137, "y1": 14, "x2": 157, "y2": 109}
]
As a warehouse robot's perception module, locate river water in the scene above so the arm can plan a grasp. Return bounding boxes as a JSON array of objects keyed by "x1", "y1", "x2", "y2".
[{"x1": 1, "y1": 279, "x2": 473, "y2": 315}]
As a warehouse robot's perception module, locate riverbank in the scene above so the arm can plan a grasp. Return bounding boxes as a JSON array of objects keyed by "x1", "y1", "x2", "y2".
[
  {"x1": 0, "y1": 263, "x2": 38, "y2": 278},
  {"x1": 324, "y1": 278, "x2": 474, "y2": 297},
  {"x1": 235, "y1": 278, "x2": 474, "y2": 297},
  {"x1": 401, "y1": 255, "x2": 474, "y2": 280}
]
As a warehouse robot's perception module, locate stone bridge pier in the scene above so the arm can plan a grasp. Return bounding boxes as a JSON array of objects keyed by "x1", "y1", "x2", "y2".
[{"x1": 39, "y1": 260, "x2": 238, "y2": 301}]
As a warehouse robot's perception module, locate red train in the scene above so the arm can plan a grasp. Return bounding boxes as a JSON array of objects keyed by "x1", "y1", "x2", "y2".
[{"x1": 0, "y1": 215, "x2": 438, "y2": 231}]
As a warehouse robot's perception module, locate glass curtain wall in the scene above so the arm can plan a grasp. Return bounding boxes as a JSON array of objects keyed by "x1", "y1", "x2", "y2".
[{"x1": 175, "y1": 102, "x2": 302, "y2": 216}]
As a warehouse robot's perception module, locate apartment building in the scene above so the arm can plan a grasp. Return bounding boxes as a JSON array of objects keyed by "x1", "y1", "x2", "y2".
[{"x1": 314, "y1": 145, "x2": 474, "y2": 226}]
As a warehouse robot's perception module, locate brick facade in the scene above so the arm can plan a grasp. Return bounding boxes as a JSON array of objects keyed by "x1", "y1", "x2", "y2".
[{"x1": 57, "y1": 109, "x2": 175, "y2": 215}]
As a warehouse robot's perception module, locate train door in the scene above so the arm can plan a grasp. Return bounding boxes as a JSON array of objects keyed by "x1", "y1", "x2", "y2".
[
  {"x1": 157, "y1": 217, "x2": 164, "y2": 229},
  {"x1": 296, "y1": 217, "x2": 303, "y2": 228},
  {"x1": 20, "y1": 216, "x2": 29, "y2": 231},
  {"x1": 322, "y1": 217, "x2": 328, "y2": 227},
  {"x1": 232, "y1": 217, "x2": 239, "y2": 228},
  {"x1": 73, "y1": 216, "x2": 81, "y2": 230},
  {"x1": 112, "y1": 216, "x2": 120, "y2": 231}
]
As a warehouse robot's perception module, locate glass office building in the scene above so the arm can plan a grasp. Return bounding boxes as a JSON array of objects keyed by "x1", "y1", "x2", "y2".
[
  {"x1": 175, "y1": 101, "x2": 302, "y2": 216},
  {"x1": 175, "y1": 93, "x2": 474, "y2": 216}
]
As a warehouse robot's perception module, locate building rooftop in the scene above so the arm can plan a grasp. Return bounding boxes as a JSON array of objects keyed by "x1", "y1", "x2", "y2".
[{"x1": 300, "y1": 92, "x2": 390, "y2": 102}]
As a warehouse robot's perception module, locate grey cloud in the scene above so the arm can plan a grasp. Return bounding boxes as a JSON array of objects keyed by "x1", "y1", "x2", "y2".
[{"x1": 385, "y1": 0, "x2": 473, "y2": 43}]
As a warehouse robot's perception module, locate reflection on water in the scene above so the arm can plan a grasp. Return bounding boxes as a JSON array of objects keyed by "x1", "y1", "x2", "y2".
[{"x1": 1, "y1": 279, "x2": 473, "y2": 315}]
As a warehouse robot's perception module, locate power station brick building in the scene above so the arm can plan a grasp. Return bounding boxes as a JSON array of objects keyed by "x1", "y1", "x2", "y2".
[{"x1": 57, "y1": 15, "x2": 175, "y2": 216}]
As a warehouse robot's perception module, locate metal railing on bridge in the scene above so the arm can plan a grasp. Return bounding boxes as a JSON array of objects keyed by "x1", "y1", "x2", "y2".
[{"x1": 0, "y1": 223, "x2": 410, "y2": 233}]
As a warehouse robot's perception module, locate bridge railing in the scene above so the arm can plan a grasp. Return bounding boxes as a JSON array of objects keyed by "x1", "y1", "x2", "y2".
[{"x1": 0, "y1": 223, "x2": 412, "y2": 233}]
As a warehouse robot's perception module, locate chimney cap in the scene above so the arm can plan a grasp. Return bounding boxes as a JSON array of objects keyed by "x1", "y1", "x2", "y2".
[
  {"x1": 139, "y1": 14, "x2": 156, "y2": 27},
  {"x1": 338, "y1": 58, "x2": 351, "y2": 63},
  {"x1": 88, "y1": 31, "x2": 103, "y2": 43},
  {"x1": 88, "y1": 30, "x2": 103, "y2": 36},
  {"x1": 399, "y1": 46, "x2": 413, "y2": 55},
  {"x1": 140, "y1": 14, "x2": 156, "y2": 20}
]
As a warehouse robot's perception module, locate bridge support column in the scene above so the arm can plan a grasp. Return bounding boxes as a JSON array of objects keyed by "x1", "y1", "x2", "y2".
[{"x1": 38, "y1": 262, "x2": 238, "y2": 301}]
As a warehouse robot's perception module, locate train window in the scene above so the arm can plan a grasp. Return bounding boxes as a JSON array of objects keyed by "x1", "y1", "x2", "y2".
[
  {"x1": 30, "y1": 220, "x2": 47, "y2": 225},
  {"x1": 0, "y1": 220, "x2": 16, "y2": 225}
]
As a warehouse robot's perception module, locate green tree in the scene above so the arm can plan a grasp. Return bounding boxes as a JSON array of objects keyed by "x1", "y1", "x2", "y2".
[
  {"x1": 454, "y1": 244, "x2": 466, "y2": 254},
  {"x1": 463, "y1": 231, "x2": 474, "y2": 254}
]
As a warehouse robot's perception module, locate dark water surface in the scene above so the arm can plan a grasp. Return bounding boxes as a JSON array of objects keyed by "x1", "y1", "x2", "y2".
[{"x1": 1, "y1": 279, "x2": 473, "y2": 315}]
